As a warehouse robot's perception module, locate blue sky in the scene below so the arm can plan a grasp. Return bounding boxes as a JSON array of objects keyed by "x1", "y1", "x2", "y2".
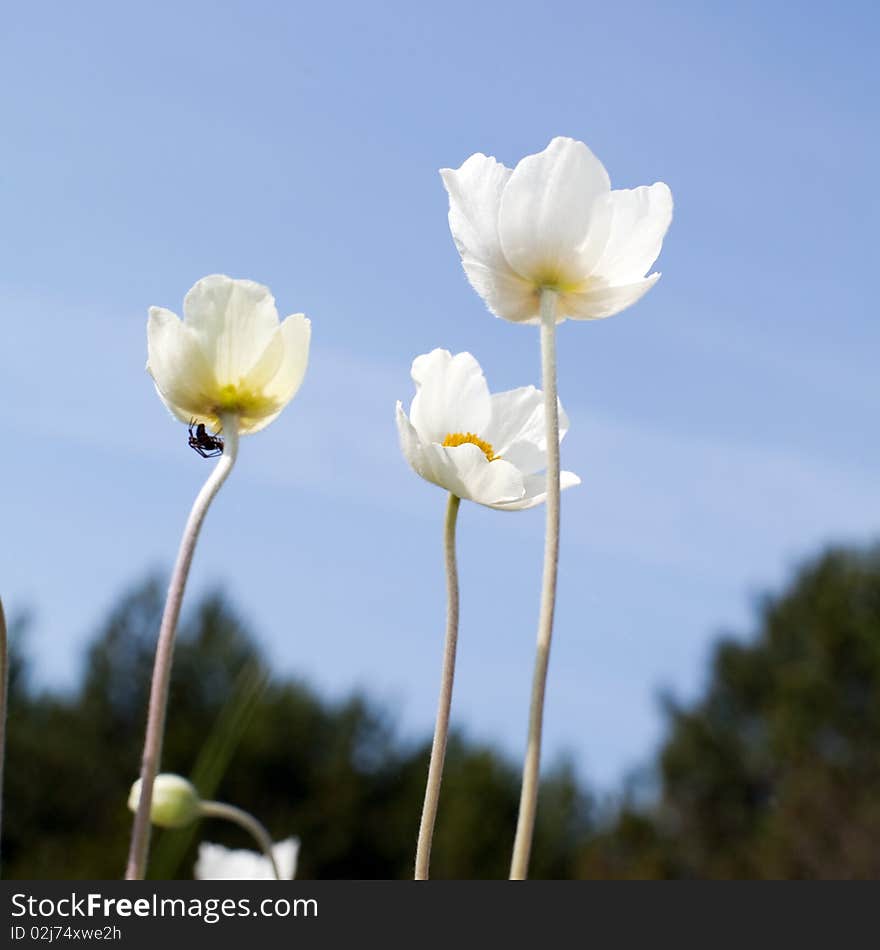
[{"x1": 1, "y1": 0, "x2": 878, "y2": 790}]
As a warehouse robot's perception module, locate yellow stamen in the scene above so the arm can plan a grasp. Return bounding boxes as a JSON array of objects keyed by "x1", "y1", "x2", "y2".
[
  {"x1": 530, "y1": 265, "x2": 593, "y2": 296},
  {"x1": 442, "y1": 432, "x2": 499, "y2": 462},
  {"x1": 214, "y1": 383, "x2": 281, "y2": 419}
]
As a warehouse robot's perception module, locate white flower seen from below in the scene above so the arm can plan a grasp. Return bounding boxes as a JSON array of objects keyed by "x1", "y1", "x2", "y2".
[
  {"x1": 396, "y1": 349, "x2": 579, "y2": 509},
  {"x1": 441, "y1": 134, "x2": 672, "y2": 878},
  {"x1": 441, "y1": 136, "x2": 672, "y2": 323},
  {"x1": 147, "y1": 273, "x2": 311, "y2": 434},
  {"x1": 195, "y1": 837, "x2": 299, "y2": 880},
  {"x1": 129, "y1": 273, "x2": 311, "y2": 880}
]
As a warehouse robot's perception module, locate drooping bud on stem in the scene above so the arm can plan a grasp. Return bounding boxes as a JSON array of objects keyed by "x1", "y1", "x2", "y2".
[{"x1": 128, "y1": 774, "x2": 201, "y2": 830}]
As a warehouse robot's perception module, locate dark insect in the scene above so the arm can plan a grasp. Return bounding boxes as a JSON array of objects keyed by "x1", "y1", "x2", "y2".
[{"x1": 188, "y1": 421, "x2": 224, "y2": 458}]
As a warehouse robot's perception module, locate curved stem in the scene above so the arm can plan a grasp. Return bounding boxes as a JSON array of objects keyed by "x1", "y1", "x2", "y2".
[
  {"x1": 198, "y1": 800, "x2": 281, "y2": 880},
  {"x1": 0, "y1": 598, "x2": 7, "y2": 873},
  {"x1": 414, "y1": 492, "x2": 461, "y2": 880},
  {"x1": 125, "y1": 415, "x2": 240, "y2": 880},
  {"x1": 510, "y1": 289, "x2": 560, "y2": 880}
]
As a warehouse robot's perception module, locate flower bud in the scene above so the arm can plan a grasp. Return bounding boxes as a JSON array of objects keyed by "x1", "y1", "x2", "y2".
[{"x1": 128, "y1": 774, "x2": 201, "y2": 829}]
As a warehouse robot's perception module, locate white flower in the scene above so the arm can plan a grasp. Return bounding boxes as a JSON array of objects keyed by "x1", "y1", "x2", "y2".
[
  {"x1": 440, "y1": 136, "x2": 672, "y2": 324},
  {"x1": 396, "y1": 349, "x2": 580, "y2": 510},
  {"x1": 194, "y1": 837, "x2": 300, "y2": 880},
  {"x1": 147, "y1": 274, "x2": 311, "y2": 434},
  {"x1": 127, "y1": 774, "x2": 200, "y2": 829}
]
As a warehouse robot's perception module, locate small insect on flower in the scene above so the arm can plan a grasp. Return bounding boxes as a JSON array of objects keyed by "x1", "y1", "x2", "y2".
[{"x1": 188, "y1": 420, "x2": 224, "y2": 459}]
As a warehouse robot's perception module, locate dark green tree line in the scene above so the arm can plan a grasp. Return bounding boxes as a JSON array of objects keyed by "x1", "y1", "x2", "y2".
[
  {"x1": 579, "y1": 545, "x2": 880, "y2": 879},
  {"x1": 5, "y1": 542, "x2": 880, "y2": 879},
  {"x1": 3, "y1": 577, "x2": 588, "y2": 879}
]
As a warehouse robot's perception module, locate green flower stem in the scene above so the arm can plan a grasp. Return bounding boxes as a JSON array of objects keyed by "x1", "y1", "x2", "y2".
[
  {"x1": 510, "y1": 288, "x2": 561, "y2": 880},
  {"x1": 198, "y1": 800, "x2": 280, "y2": 880},
  {"x1": 125, "y1": 415, "x2": 240, "y2": 880},
  {"x1": 414, "y1": 492, "x2": 461, "y2": 880}
]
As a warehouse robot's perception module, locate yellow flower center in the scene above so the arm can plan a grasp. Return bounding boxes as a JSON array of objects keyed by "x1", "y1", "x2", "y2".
[
  {"x1": 529, "y1": 266, "x2": 590, "y2": 295},
  {"x1": 214, "y1": 383, "x2": 280, "y2": 419},
  {"x1": 442, "y1": 432, "x2": 499, "y2": 462}
]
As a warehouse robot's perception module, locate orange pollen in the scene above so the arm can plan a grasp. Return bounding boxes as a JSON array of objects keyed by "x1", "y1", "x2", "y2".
[{"x1": 441, "y1": 432, "x2": 500, "y2": 462}]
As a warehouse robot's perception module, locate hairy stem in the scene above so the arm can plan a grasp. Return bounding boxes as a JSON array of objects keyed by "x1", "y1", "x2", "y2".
[
  {"x1": 510, "y1": 289, "x2": 560, "y2": 880},
  {"x1": 199, "y1": 800, "x2": 280, "y2": 880},
  {"x1": 414, "y1": 492, "x2": 461, "y2": 880},
  {"x1": 125, "y1": 416, "x2": 240, "y2": 880}
]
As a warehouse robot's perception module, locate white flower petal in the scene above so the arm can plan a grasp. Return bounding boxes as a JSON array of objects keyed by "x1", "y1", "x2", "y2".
[
  {"x1": 483, "y1": 386, "x2": 543, "y2": 455},
  {"x1": 194, "y1": 837, "x2": 299, "y2": 880},
  {"x1": 183, "y1": 274, "x2": 281, "y2": 387},
  {"x1": 151, "y1": 386, "x2": 193, "y2": 425},
  {"x1": 440, "y1": 154, "x2": 511, "y2": 276},
  {"x1": 271, "y1": 837, "x2": 300, "y2": 880},
  {"x1": 496, "y1": 439, "x2": 546, "y2": 479},
  {"x1": 593, "y1": 182, "x2": 673, "y2": 285},
  {"x1": 237, "y1": 326, "x2": 285, "y2": 394},
  {"x1": 498, "y1": 137, "x2": 611, "y2": 287},
  {"x1": 484, "y1": 387, "x2": 571, "y2": 475},
  {"x1": 484, "y1": 386, "x2": 546, "y2": 474},
  {"x1": 441, "y1": 155, "x2": 537, "y2": 321},
  {"x1": 486, "y1": 386, "x2": 544, "y2": 455},
  {"x1": 459, "y1": 259, "x2": 538, "y2": 323},
  {"x1": 396, "y1": 403, "x2": 524, "y2": 506},
  {"x1": 146, "y1": 307, "x2": 217, "y2": 422},
  {"x1": 262, "y1": 313, "x2": 311, "y2": 406},
  {"x1": 564, "y1": 273, "x2": 661, "y2": 321},
  {"x1": 238, "y1": 405, "x2": 284, "y2": 435},
  {"x1": 396, "y1": 400, "x2": 426, "y2": 473},
  {"x1": 427, "y1": 443, "x2": 525, "y2": 506},
  {"x1": 574, "y1": 190, "x2": 615, "y2": 281},
  {"x1": 409, "y1": 349, "x2": 491, "y2": 444},
  {"x1": 492, "y1": 470, "x2": 581, "y2": 511}
]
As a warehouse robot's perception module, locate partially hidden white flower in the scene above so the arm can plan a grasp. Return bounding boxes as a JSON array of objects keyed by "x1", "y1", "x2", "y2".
[
  {"x1": 147, "y1": 274, "x2": 311, "y2": 434},
  {"x1": 396, "y1": 349, "x2": 580, "y2": 510},
  {"x1": 194, "y1": 837, "x2": 299, "y2": 880},
  {"x1": 127, "y1": 774, "x2": 201, "y2": 829},
  {"x1": 440, "y1": 136, "x2": 672, "y2": 324}
]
